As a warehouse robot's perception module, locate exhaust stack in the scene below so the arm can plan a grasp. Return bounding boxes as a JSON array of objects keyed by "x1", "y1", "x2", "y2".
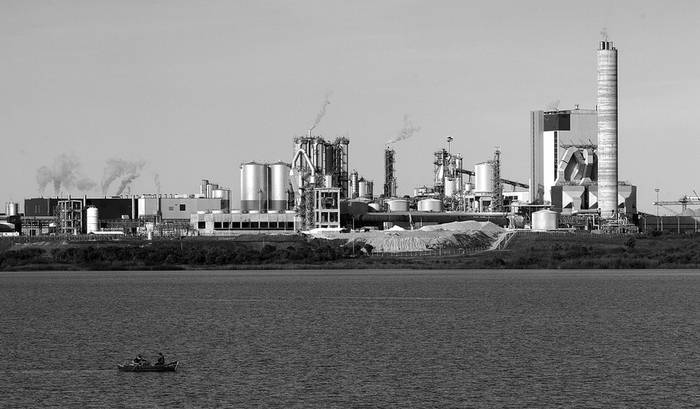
[{"x1": 597, "y1": 39, "x2": 618, "y2": 219}]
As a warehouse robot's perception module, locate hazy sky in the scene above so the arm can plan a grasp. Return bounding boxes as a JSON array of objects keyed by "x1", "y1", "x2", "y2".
[{"x1": 2, "y1": 0, "x2": 698, "y2": 213}]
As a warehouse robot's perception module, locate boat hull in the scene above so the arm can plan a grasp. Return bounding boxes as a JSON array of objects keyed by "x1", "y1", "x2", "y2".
[{"x1": 117, "y1": 361, "x2": 179, "y2": 372}]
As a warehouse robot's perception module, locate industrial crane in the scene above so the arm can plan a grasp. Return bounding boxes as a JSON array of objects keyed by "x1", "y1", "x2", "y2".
[{"x1": 652, "y1": 191, "x2": 700, "y2": 212}]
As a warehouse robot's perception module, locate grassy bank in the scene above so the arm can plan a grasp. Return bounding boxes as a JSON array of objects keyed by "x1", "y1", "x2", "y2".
[{"x1": 0, "y1": 232, "x2": 699, "y2": 271}]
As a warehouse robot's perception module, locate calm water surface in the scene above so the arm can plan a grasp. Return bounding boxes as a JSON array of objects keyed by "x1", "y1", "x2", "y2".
[{"x1": 1, "y1": 270, "x2": 700, "y2": 407}]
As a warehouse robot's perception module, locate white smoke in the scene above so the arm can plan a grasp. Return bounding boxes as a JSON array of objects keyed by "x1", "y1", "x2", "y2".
[{"x1": 101, "y1": 158, "x2": 146, "y2": 195}]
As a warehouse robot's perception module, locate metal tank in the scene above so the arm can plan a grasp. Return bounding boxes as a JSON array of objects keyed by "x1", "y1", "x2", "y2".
[
  {"x1": 475, "y1": 162, "x2": 495, "y2": 194},
  {"x1": 418, "y1": 198, "x2": 442, "y2": 212},
  {"x1": 387, "y1": 199, "x2": 409, "y2": 212},
  {"x1": 368, "y1": 202, "x2": 381, "y2": 212},
  {"x1": 358, "y1": 178, "x2": 373, "y2": 200},
  {"x1": 532, "y1": 210, "x2": 558, "y2": 230},
  {"x1": 444, "y1": 178, "x2": 458, "y2": 197},
  {"x1": 464, "y1": 183, "x2": 473, "y2": 193},
  {"x1": 269, "y1": 162, "x2": 291, "y2": 212},
  {"x1": 350, "y1": 170, "x2": 359, "y2": 198},
  {"x1": 597, "y1": 39, "x2": 619, "y2": 219},
  {"x1": 240, "y1": 162, "x2": 269, "y2": 212},
  {"x1": 86, "y1": 206, "x2": 99, "y2": 234},
  {"x1": 212, "y1": 188, "x2": 232, "y2": 212},
  {"x1": 5, "y1": 202, "x2": 18, "y2": 216}
]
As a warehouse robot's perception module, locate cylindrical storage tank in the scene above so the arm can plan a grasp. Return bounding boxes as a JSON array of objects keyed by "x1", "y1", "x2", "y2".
[
  {"x1": 364, "y1": 181, "x2": 374, "y2": 199},
  {"x1": 269, "y1": 162, "x2": 290, "y2": 212},
  {"x1": 86, "y1": 206, "x2": 99, "y2": 234},
  {"x1": 240, "y1": 162, "x2": 269, "y2": 212},
  {"x1": 387, "y1": 199, "x2": 409, "y2": 212},
  {"x1": 418, "y1": 198, "x2": 443, "y2": 212},
  {"x1": 324, "y1": 174, "x2": 333, "y2": 188},
  {"x1": 358, "y1": 178, "x2": 372, "y2": 199},
  {"x1": 463, "y1": 183, "x2": 473, "y2": 193},
  {"x1": 368, "y1": 202, "x2": 381, "y2": 212},
  {"x1": 475, "y1": 162, "x2": 495, "y2": 194},
  {"x1": 532, "y1": 210, "x2": 559, "y2": 230},
  {"x1": 350, "y1": 171, "x2": 359, "y2": 198},
  {"x1": 212, "y1": 189, "x2": 231, "y2": 212},
  {"x1": 444, "y1": 178, "x2": 458, "y2": 197},
  {"x1": 5, "y1": 202, "x2": 18, "y2": 216}
]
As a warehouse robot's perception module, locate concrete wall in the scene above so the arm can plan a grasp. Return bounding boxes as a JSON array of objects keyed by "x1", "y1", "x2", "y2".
[{"x1": 139, "y1": 197, "x2": 223, "y2": 219}]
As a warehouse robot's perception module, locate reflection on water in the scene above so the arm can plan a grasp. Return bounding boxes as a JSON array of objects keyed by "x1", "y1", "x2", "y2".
[{"x1": 1, "y1": 270, "x2": 700, "y2": 407}]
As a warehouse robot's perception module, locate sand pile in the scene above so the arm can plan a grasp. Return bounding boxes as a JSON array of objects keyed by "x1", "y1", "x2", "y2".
[{"x1": 308, "y1": 221, "x2": 505, "y2": 253}]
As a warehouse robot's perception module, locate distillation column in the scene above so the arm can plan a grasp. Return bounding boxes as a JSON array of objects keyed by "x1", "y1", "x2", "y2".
[{"x1": 597, "y1": 39, "x2": 618, "y2": 219}]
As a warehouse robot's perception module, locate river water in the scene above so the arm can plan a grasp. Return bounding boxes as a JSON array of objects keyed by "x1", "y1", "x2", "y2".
[{"x1": 1, "y1": 270, "x2": 700, "y2": 407}]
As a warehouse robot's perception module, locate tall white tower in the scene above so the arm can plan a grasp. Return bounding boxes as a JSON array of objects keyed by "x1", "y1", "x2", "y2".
[{"x1": 597, "y1": 39, "x2": 618, "y2": 219}]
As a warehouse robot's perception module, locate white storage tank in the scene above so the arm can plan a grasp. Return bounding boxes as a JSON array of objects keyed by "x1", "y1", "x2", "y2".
[
  {"x1": 358, "y1": 178, "x2": 373, "y2": 199},
  {"x1": 350, "y1": 171, "x2": 359, "y2": 198},
  {"x1": 418, "y1": 198, "x2": 442, "y2": 212},
  {"x1": 444, "y1": 178, "x2": 459, "y2": 197},
  {"x1": 269, "y1": 162, "x2": 290, "y2": 212},
  {"x1": 387, "y1": 199, "x2": 409, "y2": 212},
  {"x1": 532, "y1": 210, "x2": 559, "y2": 230},
  {"x1": 368, "y1": 202, "x2": 381, "y2": 212},
  {"x1": 86, "y1": 206, "x2": 99, "y2": 234},
  {"x1": 240, "y1": 162, "x2": 269, "y2": 212},
  {"x1": 5, "y1": 202, "x2": 18, "y2": 216},
  {"x1": 475, "y1": 162, "x2": 495, "y2": 194}
]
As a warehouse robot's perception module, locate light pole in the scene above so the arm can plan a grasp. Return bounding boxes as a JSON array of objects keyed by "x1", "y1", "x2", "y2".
[{"x1": 655, "y1": 188, "x2": 660, "y2": 231}]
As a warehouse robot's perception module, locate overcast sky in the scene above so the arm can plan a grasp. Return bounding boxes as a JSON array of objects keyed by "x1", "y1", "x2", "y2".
[{"x1": 1, "y1": 0, "x2": 698, "y2": 214}]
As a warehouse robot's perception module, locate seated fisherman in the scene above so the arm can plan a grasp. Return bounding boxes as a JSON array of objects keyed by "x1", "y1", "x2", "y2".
[{"x1": 133, "y1": 354, "x2": 149, "y2": 366}]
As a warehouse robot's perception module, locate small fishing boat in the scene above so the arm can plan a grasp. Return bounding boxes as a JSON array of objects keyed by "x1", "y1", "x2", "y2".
[{"x1": 117, "y1": 361, "x2": 179, "y2": 372}]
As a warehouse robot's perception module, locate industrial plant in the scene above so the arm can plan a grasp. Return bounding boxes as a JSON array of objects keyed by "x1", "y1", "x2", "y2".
[{"x1": 2, "y1": 38, "x2": 699, "y2": 243}]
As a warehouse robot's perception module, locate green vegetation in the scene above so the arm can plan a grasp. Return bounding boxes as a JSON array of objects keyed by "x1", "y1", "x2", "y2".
[
  {"x1": 0, "y1": 238, "x2": 373, "y2": 271},
  {"x1": 468, "y1": 231, "x2": 700, "y2": 269},
  {"x1": 0, "y1": 232, "x2": 698, "y2": 270}
]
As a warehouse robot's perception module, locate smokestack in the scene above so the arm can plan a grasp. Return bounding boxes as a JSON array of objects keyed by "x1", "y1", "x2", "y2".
[
  {"x1": 597, "y1": 39, "x2": 618, "y2": 219},
  {"x1": 384, "y1": 147, "x2": 397, "y2": 198}
]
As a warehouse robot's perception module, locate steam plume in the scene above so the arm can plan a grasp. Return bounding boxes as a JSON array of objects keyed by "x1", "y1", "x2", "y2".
[
  {"x1": 76, "y1": 177, "x2": 97, "y2": 192},
  {"x1": 309, "y1": 91, "x2": 332, "y2": 132},
  {"x1": 153, "y1": 173, "x2": 161, "y2": 194},
  {"x1": 101, "y1": 159, "x2": 146, "y2": 195},
  {"x1": 387, "y1": 115, "x2": 420, "y2": 144},
  {"x1": 35, "y1": 154, "x2": 81, "y2": 195}
]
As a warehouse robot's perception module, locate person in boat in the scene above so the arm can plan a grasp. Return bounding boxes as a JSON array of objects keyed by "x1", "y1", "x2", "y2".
[
  {"x1": 132, "y1": 354, "x2": 149, "y2": 366},
  {"x1": 156, "y1": 352, "x2": 165, "y2": 366}
]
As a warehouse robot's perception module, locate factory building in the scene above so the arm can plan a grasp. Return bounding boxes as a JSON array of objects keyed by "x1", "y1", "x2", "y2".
[
  {"x1": 550, "y1": 183, "x2": 637, "y2": 216},
  {"x1": 23, "y1": 196, "x2": 138, "y2": 236},
  {"x1": 530, "y1": 108, "x2": 597, "y2": 204},
  {"x1": 137, "y1": 195, "x2": 223, "y2": 220},
  {"x1": 198, "y1": 179, "x2": 231, "y2": 212},
  {"x1": 21, "y1": 192, "x2": 226, "y2": 236},
  {"x1": 1, "y1": 204, "x2": 21, "y2": 236},
  {"x1": 190, "y1": 212, "x2": 300, "y2": 235}
]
